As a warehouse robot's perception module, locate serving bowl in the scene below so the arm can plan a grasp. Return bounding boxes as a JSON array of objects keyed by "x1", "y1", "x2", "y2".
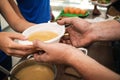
[{"x1": 18, "y1": 22, "x2": 65, "y2": 45}]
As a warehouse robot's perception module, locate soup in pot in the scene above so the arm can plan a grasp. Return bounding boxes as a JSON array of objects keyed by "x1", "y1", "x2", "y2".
[
  {"x1": 15, "y1": 64, "x2": 54, "y2": 80},
  {"x1": 28, "y1": 31, "x2": 58, "y2": 41}
]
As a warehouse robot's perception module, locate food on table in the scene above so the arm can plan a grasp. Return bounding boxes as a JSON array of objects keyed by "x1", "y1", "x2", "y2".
[
  {"x1": 80, "y1": 9, "x2": 87, "y2": 15},
  {"x1": 63, "y1": 7, "x2": 70, "y2": 14},
  {"x1": 63, "y1": 7, "x2": 87, "y2": 15},
  {"x1": 74, "y1": 8, "x2": 81, "y2": 14},
  {"x1": 69, "y1": 7, "x2": 76, "y2": 14}
]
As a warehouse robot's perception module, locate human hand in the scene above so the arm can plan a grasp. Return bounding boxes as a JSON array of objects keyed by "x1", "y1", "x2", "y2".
[
  {"x1": 57, "y1": 17, "x2": 95, "y2": 47},
  {"x1": 58, "y1": 17, "x2": 120, "y2": 45},
  {"x1": 0, "y1": 32, "x2": 35, "y2": 57},
  {"x1": 33, "y1": 40, "x2": 84, "y2": 64}
]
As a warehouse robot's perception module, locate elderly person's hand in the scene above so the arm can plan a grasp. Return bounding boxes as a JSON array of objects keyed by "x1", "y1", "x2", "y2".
[
  {"x1": 58, "y1": 17, "x2": 120, "y2": 47},
  {"x1": 33, "y1": 40, "x2": 84, "y2": 64},
  {"x1": 0, "y1": 32, "x2": 35, "y2": 57},
  {"x1": 57, "y1": 17, "x2": 94, "y2": 47}
]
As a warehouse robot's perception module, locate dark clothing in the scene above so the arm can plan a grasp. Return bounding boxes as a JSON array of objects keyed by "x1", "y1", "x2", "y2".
[
  {"x1": 0, "y1": 56, "x2": 12, "y2": 80},
  {"x1": 16, "y1": 0, "x2": 50, "y2": 24},
  {"x1": 0, "y1": 26, "x2": 12, "y2": 80}
]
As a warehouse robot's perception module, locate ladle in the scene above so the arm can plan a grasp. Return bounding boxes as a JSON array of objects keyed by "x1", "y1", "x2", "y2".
[{"x1": 0, "y1": 65, "x2": 19, "y2": 80}]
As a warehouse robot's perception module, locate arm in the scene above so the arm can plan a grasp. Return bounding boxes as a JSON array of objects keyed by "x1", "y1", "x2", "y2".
[
  {"x1": 69, "y1": 49, "x2": 120, "y2": 80},
  {"x1": 57, "y1": 17, "x2": 120, "y2": 47},
  {"x1": 90, "y1": 20, "x2": 120, "y2": 41},
  {"x1": 33, "y1": 40, "x2": 120, "y2": 80},
  {"x1": 0, "y1": 0, "x2": 35, "y2": 57},
  {"x1": 0, "y1": 0, "x2": 34, "y2": 32},
  {"x1": 8, "y1": 0, "x2": 25, "y2": 19}
]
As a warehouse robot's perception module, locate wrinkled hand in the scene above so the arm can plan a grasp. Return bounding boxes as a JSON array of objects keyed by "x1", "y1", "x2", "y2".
[
  {"x1": 33, "y1": 40, "x2": 83, "y2": 64},
  {"x1": 57, "y1": 17, "x2": 96, "y2": 47},
  {"x1": 0, "y1": 32, "x2": 35, "y2": 57}
]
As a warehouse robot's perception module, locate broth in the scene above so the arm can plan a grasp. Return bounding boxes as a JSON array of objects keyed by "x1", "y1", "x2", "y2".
[
  {"x1": 15, "y1": 64, "x2": 54, "y2": 80},
  {"x1": 28, "y1": 31, "x2": 58, "y2": 41}
]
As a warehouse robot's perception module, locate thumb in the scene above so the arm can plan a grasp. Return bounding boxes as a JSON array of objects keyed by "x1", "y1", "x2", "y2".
[{"x1": 33, "y1": 40, "x2": 47, "y2": 50}]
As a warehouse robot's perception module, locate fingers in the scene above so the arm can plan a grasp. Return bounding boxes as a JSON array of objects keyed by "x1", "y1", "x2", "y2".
[
  {"x1": 34, "y1": 53, "x2": 48, "y2": 62},
  {"x1": 9, "y1": 32, "x2": 27, "y2": 40},
  {"x1": 60, "y1": 30, "x2": 92, "y2": 47},
  {"x1": 6, "y1": 42, "x2": 35, "y2": 56},
  {"x1": 6, "y1": 49, "x2": 32, "y2": 57},
  {"x1": 60, "y1": 32, "x2": 72, "y2": 45},
  {"x1": 57, "y1": 17, "x2": 74, "y2": 25},
  {"x1": 33, "y1": 40, "x2": 46, "y2": 50},
  {"x1": 10, "y1": 42, "x2": 34, "y2": 50}
]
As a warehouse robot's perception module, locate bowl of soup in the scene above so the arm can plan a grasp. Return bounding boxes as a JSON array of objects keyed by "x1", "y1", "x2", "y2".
[
  {"x1": 18, "y1": 22, "x2": 65, "y2": 45},
  {"x1": 10, "y1": 58, "x2": 57, "y2": 80}
]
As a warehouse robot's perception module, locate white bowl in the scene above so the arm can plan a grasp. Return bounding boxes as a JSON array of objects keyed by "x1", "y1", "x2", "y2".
[{"x1": 18, "y1": 22, "x2": 65, "y2": 45}]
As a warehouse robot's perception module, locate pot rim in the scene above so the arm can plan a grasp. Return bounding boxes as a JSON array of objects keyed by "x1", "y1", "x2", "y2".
[{"x1": 9, "y1": 58, "x2": 57, "y2": 80}]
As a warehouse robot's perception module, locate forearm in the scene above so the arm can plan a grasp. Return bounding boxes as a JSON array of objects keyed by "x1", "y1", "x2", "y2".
[
  {"x1": 0, "y1": 0, "x2": 21, "y2": 31},
  {"x1": 91, "y1": 20, "x2": 120, "y2": 41},
  {"x1": 8, "y1": 0, "x2": 25, "y2": 19},
  {"x1": 0, "y1": 0, "x2": 34, "y2": 32},
  {"x1": 11, "y1": 19, "x2": 35, "y2": 32},
  {"x1": 68, "y1": 52, "x2": 120, "y2": 80}
]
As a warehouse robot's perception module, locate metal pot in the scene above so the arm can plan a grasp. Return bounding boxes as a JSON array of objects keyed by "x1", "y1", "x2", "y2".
[{"x1": 9, "y1": 56, "x2": 57, "y2": 80}]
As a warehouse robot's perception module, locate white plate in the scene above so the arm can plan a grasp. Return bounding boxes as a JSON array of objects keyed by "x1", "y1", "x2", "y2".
[{"x1": 91, "y1": 1, "x2": 112, "y2": 7}]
